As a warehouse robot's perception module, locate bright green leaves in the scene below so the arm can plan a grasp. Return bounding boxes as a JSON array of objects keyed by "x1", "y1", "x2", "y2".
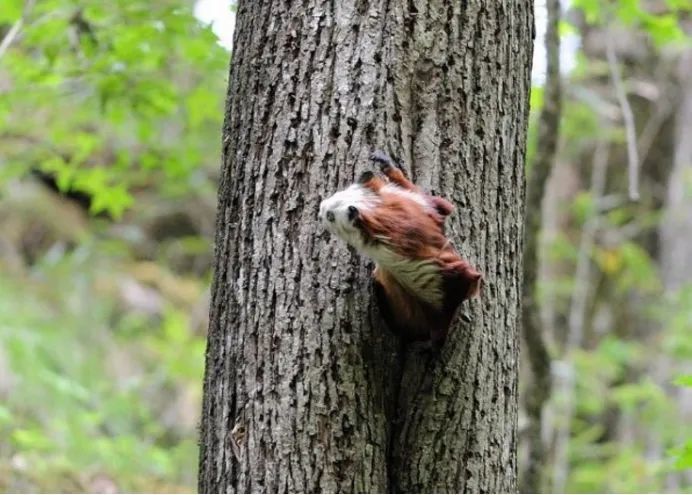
[
  {"x1": 660, "y1": 286, "x2": 692, "y2": 359},
  {"x1": 615, "y1": 0, "x2": 642, "y2": 24},
  {"x1": 669, "y1": 403, "x2": 692, "y2": 472},
  {"x1": 186, "y1": 85, "x2": 222, "y2": 127},
  {"x1": 0, "y1": 0, "x2": 23, "y2": 23},
  {"x1": 642, "y1": 14, "x2": 686, "y2": 47},
  {"x1": 1, "y1": 0, "x2": 229, "y2": 217},
  {"x1": 572, "y1": 0, "x2": 602, "y2": 24},
  {"x1": 0, "y1": 0, "x2": 224, "y2": 491},
  {"x1": 670, "y1": 441, "x2": 692, "y2": 470},
  {"x1": 571, "y1": 0, "x2": 690, "y2": 48},
  {"x1": 673, "y1": 375, "x2": 692, "y2": 388}
]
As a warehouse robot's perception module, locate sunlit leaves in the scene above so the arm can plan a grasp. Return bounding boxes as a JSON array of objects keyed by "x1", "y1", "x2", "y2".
[
  {"x1": 642, "y1": 14, "x2": 686, "y2": 47},
  {"x1": 615, "y1": 0, "x2": 642, "y2": 24},
  {"x1": 673, "y1": 375, "x2": 692, "y2": 388},
  {"x1": 1, "y1": 0, "x2": 228, "y2": 217},
  {"x1": 669, "y1": 440, "x2": 692, "y2": 470},
  {"x1": 187, "y1": 85, "x2": 222, "y2": 127},
  {"x1": 571, "y1": 0, "x2": 690, "y2": 48},
  {"x1": 0, "y1": 2, "x2": 225, "y2": 491},
  {"x1": 572, "y1": 0, "x2": 601, "y2": 24},
  {"x1": 0, "y1": 0, "x2": 22, "y2": 23},
  {"x1": 666, "y1": 0, "x2": 692, "y2": 11},
  {"x1": 592, "y1": 242, "x2": 661, "y2": 294}
]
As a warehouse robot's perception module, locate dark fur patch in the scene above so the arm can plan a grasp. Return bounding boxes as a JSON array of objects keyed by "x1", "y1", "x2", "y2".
[{"x1": 358, "y1": 170, "x2": 375, "y2": 184}]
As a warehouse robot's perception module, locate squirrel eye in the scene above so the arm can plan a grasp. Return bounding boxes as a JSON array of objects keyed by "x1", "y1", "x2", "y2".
[
  {"x1": 347, "y1": 206, "x2": 358, "y2": 221},
  {"x1": 326, "y1": 211, "x2": 335, "y2": 222}
]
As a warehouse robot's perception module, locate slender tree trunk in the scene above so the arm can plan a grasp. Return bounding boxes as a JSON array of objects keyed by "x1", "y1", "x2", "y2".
[
  {"x1": 659, "y1": 49, "x2": 692, "y2": 491},
  {"x1": 520, "y1": 0, "x2": 560, "y2": 491},
  {"x1": 198, "y1": 1, "x2": 534, "y2": 493}
]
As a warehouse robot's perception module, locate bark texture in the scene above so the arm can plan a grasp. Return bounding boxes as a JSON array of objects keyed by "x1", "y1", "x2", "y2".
[{"x1": 198, "y1": 1, "x2": 534, "y2": 493}]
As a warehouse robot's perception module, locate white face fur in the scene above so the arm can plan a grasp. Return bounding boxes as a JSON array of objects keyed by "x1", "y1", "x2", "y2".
[
  {"x1": 319, "y1": 183, "x2": 444, "y2": 307},
  {"x1": 318, "y1": 184, "x2": 378, "y2": 248},
  {"x1": 319, "y1": 182, "x2": 434, "y2": 246}
]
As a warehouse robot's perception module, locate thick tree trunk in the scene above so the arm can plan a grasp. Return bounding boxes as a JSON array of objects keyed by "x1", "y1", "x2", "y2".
[{"x1": 198, "y1": 1, "x2": 534, "y2": 493}]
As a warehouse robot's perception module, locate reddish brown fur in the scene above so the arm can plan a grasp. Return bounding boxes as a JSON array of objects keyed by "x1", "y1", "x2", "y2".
[{"x1": 357, "y1": 165, "x2": 482, "y2": 343}]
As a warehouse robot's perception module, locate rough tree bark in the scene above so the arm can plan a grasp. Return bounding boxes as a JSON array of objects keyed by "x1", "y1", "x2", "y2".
[{"x1": 198, "y1": 1, "x2": 534, "y2": 493}]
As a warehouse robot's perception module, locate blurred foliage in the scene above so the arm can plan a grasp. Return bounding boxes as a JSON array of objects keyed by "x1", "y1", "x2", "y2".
[
  {"x1": 572, "y1": 0, "x2": 689, "y2": 46},
  {"x1": 0, "y1": 0, "x2": 228, "y2": 491},
  {"x1": 527, "y1": 0, "x2": 692, "y2": 492},
  {"x1": 1, "y1": 0, "x2": 691, "y2": 492},
  {"x1": 0, "y1": 0, "x2": 228, "y2": 217}
]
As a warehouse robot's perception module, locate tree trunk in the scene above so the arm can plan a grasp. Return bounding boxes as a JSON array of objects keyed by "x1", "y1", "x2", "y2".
[
  {"x1": 198, "y1": 1, "x2": 534, "y2": 493},
  {"x1": 520, "y1": 0, "x2": 560, "y2": 491}
]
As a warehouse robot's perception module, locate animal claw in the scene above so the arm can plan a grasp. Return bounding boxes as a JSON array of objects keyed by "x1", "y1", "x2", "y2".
[{"x1": 369, "y1": 150, "x2": 394, "y2": 170}]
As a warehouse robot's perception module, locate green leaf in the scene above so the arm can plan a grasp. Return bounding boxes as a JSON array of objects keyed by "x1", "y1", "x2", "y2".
[
  {"x1": 0, "y1": 0, "x2": 22, "y2": 23},
  {"x1": 666, "y1": 0, "x2": 692, "y2": 11},
  {"x1": 573, "y1": 0, "x2": 602, "y2": 24},
  {"x1": 615, "y1": 0, "x2": 643, "y2": 25},
  {"x1": 572, "y1": 191, "x2": 596, "y2": 224},
  {"x1": 12, "y1": 427, "x2": 54, "y2": 452},
  {"x1": 530, "y1": 86, "x2": 544, "y2": 111},
  {"x1": 0, "y1": 405, "x2": 13, "y2": 426},
  {"x1": 559, "y1": 19, "x2": 578, "y2": 37},
  {"x1": 672, "y1": 374, "x2": 692, "y2": 388},
  {"x1": 187, "y1": 86, "x2": 221, "y2": 127},
  {"x1": 670, "y1": 441, "x2": 692, "y2": 470},
  {"x1": 642, "y1": 14, "x2": 687, "y2": 47}
]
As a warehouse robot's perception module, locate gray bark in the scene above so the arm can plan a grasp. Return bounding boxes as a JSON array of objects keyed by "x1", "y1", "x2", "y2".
[{"x1": 198, "y1": 1, "x2": 534, "y2": 493}]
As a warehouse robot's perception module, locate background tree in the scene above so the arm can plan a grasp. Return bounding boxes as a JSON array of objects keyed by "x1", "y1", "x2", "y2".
[
  {"x1": 525, "y1": 1, "x2": 692, "y2": 491},
  {"x1": 198, "y1": 0, "x2": 534, "y2": 492},
  {"x1": 520, "y1": 0, "x2": 561, "y2": 491}
]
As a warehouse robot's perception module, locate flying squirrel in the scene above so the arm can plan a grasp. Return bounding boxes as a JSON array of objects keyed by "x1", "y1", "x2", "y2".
[{"x1": 319, "y1": 151, "x2": 482, "y2": 345}]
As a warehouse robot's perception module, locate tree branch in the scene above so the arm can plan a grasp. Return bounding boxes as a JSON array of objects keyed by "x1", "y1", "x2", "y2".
[
  {"x1": 0, "y1": 0, "x2": 35, "y2": 61},
  {"x1": 0, "y1": 19, "x2": 22, "y2": 60},
  {"x1": 606, "y1": 38, "x2": 640, "y2": 201}
]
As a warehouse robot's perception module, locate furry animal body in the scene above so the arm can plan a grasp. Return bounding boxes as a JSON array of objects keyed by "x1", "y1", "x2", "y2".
[{"x1": 319, "y1": 151, "x2": 482, "y2": 344}]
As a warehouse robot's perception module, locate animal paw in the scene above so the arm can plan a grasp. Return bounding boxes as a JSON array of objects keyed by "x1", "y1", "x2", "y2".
[{"x1": 369, "y1": 150, "x2": 395, "y2": 171}]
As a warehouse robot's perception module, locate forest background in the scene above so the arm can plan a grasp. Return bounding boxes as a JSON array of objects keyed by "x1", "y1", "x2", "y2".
[{"x1": 0, "y1": 0, "x2": 690, "y2": 492}]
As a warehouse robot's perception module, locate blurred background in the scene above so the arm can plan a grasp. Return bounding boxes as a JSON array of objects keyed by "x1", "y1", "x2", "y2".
[{"x1": 0, "y1": 0, "x2": 689, "y2": 492}]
